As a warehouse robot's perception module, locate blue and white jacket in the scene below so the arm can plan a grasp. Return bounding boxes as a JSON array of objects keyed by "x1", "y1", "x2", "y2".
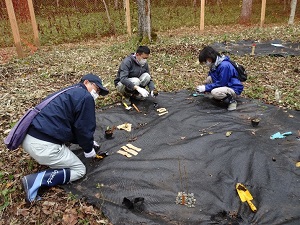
[{"x1": 205, "y1": 56, "x2": 244, "y2": 95}]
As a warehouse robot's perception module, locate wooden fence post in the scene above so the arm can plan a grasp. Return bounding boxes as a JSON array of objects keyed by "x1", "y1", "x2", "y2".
[
  {"x1": 125, "y1": 0, "x2": 132, "y2": 36},
  {"x1": 200, "y1": 0, "x2": 205, "y2": 31},
  {"x1": 27, "y1": 0, "x2": 40, "y2": 47},
  {"x1": 5, "y1": 0, "x2": 24, "y2": 57},
  {"x1": 260, "y1": 0, "x2": 266, "y2": 28}
]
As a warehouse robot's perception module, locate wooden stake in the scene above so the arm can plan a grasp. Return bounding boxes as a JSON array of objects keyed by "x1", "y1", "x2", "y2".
[
  {"x1": 200, "y1": 0, "x2": 205, "y2": 31},
  {"x1": 27, "y1": 0, "x2": 40, "y2": 47},
  {"x1": 5, "y1": 0, "x2": 24, "y2": 57},
  {"x1": 260, "y1": 0, "x2": 266, "y2": 28}
]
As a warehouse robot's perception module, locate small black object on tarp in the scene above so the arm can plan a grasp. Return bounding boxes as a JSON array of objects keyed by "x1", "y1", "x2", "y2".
[{"x1": 122, "y1": 197, "x2": 145, "y2": 211}]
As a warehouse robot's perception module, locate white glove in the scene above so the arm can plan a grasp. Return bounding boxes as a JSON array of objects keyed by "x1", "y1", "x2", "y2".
[
  {"x1": 196, "y1": 85, "x2": 206, "y2": 93},
  {"x1": 150, "y1": 90, "x2": 154, "y2": 97},
  {"x1": 84, "y1": 148, "x2": 96, "y2": 158},
  {"x1": 136, "y1": 87, "x2": 149, "y2": 97},
  {"x1": 93, "y1": 140, "x2": 100, "y2": 151}
]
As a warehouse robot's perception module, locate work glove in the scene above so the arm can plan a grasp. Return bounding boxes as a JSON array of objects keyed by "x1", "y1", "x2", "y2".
[
  {"x1": 93, "y1": 140, "x2": 100, "y2": 151},
  {"x1": 150, "y1": 90, "x2": 159, "y2": 97},
  {"x1": 136, "y1": 87, "x2": 149, "y2": 97},
  {"x1": 196, "y1": 85, "x2": 206, "y2": 93},
  {"x1": 204, "y1": 76, "x2": 212, "y2": 84},
  {"x1": 84, "y1": 148, "x2": 96, "y2": 158}
]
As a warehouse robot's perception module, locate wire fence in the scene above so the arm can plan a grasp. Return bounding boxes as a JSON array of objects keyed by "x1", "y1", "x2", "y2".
[{"x1": 0, "y1": 0, "x2": 298, "y2": 49}]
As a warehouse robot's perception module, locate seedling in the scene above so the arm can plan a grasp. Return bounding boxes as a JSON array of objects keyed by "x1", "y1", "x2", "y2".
[{"x1": 105, "y1": 126, "x2": 116, "y2": 139}]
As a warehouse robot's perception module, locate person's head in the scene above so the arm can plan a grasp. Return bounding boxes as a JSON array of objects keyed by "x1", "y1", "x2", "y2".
[
  {"x1": 81, "y1": 74, "x2": 109, "y2": 100},
  {"x1": 135, "y1": 46, "x2": 150, "y2": 66},
  {"x1": 198, "y1": 46, "x2": 221, "y2": 67}
]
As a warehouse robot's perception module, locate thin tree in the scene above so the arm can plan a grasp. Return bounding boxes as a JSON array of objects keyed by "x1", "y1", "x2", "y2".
[
  {"x1": 239, "y1": 0, "x2": 253, "y2": 25},
  {"x1": 137, "y1": 0, "x2": 151, "y2": 42},
  {"x1": 102, "y1": 0, "x2": 116, "y2": 34},
  {"x1": 288, "y1": 0, "x2": 297, "y2": 25}
]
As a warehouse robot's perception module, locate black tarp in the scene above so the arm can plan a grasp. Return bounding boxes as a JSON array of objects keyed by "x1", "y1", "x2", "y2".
[
  {"x1": 64, "y1": 91, "x2": 300, "y2": 225},
  {"x1": 210, "y1": 40, "x2": 300, "y2": 56}
]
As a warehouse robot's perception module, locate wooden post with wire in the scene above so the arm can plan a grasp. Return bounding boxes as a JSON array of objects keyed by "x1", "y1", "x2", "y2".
[
  {"x1": 200, "y1": 0, "x2": 205, "y2": 32},
  {"x1": 125, "y1": 0, "x2": 132, "y2": 36},
  {"x1": 27, "y1": 0, "x2": 40, "y2": 47},
  {"x1": 5, "y1": 0, "x2": 24, "y2": 57},
  {"x1": 260, "y1": 0, "x2": 266, "y2": 28}
]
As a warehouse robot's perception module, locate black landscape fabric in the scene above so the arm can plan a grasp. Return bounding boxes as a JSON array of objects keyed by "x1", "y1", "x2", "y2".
[
  {"x1": 64, "y1": 91, "x2": 300, "y2": 225},
  {"x1": 210, "y1": 40, "x2": 300, "y2": 57}
]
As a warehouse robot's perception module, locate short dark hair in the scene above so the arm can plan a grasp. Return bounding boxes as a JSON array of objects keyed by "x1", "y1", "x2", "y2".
[
  {"x1": 198, "y1": 46, "x2": 220, "y2": 63},
  {"x1": 136, "y1": 46, "x2": 150, "y2": 55}
]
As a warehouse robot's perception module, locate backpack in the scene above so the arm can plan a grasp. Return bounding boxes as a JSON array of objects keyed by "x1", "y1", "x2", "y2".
[
  {"x1": 4, "y1": 86, "x2": 77, "y2": 150},
  {"x1": 229, "y1": 60, "x2": 247, "y2": 82}
]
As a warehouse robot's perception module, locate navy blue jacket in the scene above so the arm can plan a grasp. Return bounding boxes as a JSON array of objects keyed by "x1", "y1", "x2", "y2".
[{"x1": 28, "y1": 83, "x2": 96, "y2": 154}]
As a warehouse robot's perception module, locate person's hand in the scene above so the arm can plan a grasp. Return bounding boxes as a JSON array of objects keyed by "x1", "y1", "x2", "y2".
[
  {"x1": 196, "y1": 85, "x2": 206, "y2": 93},
  {"x1": 136, "y1": 87, "x2": 149, "y2": 97},
  {"x1": 150, "y1": 90, "x2": 158, "y2": 97},
  {"x1": 93, "y1": 141, "x2": 100, "y2": 151},
  {"x1": 204, "y1": 76, "x2": 212, "y2": 84},
  {"x1": 84, "y1": 148, "x2": 96, "y2": 158}
]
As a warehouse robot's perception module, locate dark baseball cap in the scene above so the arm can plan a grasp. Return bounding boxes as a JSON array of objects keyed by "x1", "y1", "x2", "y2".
[{"x1": 81, "y1": 74, "x2": 109, "y2": 96}]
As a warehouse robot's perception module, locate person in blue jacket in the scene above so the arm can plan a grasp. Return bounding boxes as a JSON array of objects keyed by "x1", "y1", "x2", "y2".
[
  {"x1": 21, "y1": 74, "x2": 109, "y2": 203},
  {"x1": 114, "y1": 46, "x2": 157, "y2": 105},
  {"x1": 196, "y1": 46, "x2": 244, "y2": 111}
]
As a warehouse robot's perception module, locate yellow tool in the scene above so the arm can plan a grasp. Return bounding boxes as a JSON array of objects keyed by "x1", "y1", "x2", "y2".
[
  {"x1": 236, "y1": 183, "x2": 257, "y2": 212},
  {"x1": 123, "y1": 102, "x2": 132, "y2": 110}
]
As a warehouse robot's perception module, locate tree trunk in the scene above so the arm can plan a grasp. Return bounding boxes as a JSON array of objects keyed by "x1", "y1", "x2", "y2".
[
  {"x1": 137, "y1": 0, "x2": 152, "y2": 43},
  {"x1": 102, "y1": 0, "x2": 116, "y2": 34},
  {"x1": 239, "y1": 0, "x2": 253, "y2": 25},
  {"x1": 288, "y1": 0, "x2": 297, "y2": 25},
  {"x1": 145, "y1": 0, "x2": 151, "y2": 41}
]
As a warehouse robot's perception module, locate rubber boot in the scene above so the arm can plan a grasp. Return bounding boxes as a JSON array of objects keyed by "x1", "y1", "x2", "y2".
[
  {"x1": 21, "y1": 168, "x2": 70, "y2": 203},
  {"x1": 222, "y1": 94, "x2": 237, "y2": 111}
]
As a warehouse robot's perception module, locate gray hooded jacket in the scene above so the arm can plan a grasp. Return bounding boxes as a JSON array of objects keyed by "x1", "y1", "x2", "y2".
[{"x1": 114, "y1": 53, "x2": 155, "y2": 91}]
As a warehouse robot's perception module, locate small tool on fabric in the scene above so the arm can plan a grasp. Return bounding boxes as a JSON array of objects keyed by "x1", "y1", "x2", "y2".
[
  {"x1": 236, "y1": 183, "x2": 257, "y2": 212},
  {"x1": 123, "y1": 102, "x2": 132, "y2": 110},
  {"x1": 270, "y1": 131, "x2": 292, "y2": 139}
]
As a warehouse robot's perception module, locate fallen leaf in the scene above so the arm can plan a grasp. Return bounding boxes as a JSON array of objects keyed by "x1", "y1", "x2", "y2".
[
  {"x1": 296, "y1": 162, "x2": 300, "y2": 167},
  {"x1": 17, "y1": 208, "x2": 30, "y2": 217},
  {"x1": 226, "y1": 131, "x2": 232, "y2": 137},
  {"x1": 62, "y1": 213, "x2": 78, "y2": 225},
  {"x1": 82, "y1": 205, "x2": 95, "y2": 215}
]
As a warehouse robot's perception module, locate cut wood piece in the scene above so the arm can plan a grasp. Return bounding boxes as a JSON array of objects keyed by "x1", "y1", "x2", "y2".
[
  {"x1": 126, "y1": 143, "x2": 142, "y2": 152},
  {"x1": 121, "y1": 146, "x2": 138, "y2": 155},
  {"x1": 117, "y1": 123, "x2": 132, "y2": 132},
  {"x1": 157, "y1": 108, "x2": 167, "y2": 113},
  {"x1": 158, "y1": 111, "x2": 168, "y2": 116},
  {"x1": 117, "y1": 150, "x2": 132, "y2": 158}
]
